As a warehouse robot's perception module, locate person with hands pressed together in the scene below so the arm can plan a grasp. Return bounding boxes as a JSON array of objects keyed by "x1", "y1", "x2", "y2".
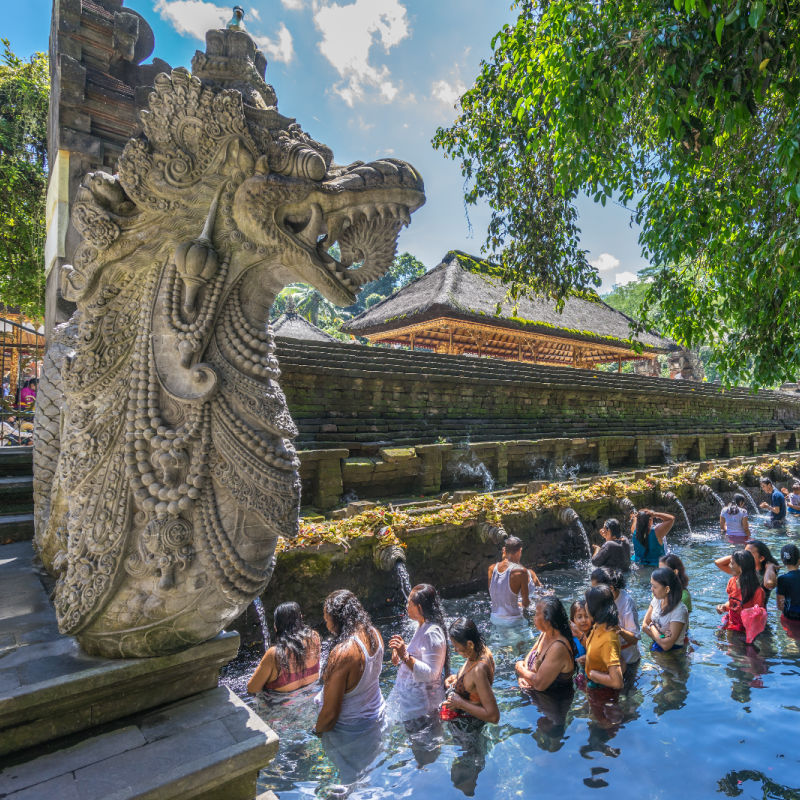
[
  {"x1": 386, "y1": 584, "x2": 449, "y2": 722},
  {"x1": 641, "y1": 568, "x2": 689, "y2": 652},
  {"x1": 515, "y1": 596, "x2": 576, "y2": 693},
  {"x1": 583, "y1": 586, "x2": 624, "y2": 689},
  {"x1": 442, "y1": 618, "x2": 499, "y2": 724}
]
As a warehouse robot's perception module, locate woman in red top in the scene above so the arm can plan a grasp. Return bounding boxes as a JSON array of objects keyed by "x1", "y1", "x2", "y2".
[
  {"x1": 716, "y1": 550, "x2": 766, "y2": 631},
  {"x1": 247, "y1": 602, "x2": 320, "y2": 693}
]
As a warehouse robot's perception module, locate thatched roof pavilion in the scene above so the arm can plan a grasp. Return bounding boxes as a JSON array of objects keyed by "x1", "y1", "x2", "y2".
[
  {"x1": 272, "y1": 309, "x2": 339, "y2": 343},
  {"x1": 341, "y1": 251, "x2": 675, "y2": 369}
]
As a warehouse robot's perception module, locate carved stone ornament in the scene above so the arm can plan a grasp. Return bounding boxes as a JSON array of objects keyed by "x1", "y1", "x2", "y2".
[{"x1": 33, "y1": 26, "x2": 425, "y2": 658}]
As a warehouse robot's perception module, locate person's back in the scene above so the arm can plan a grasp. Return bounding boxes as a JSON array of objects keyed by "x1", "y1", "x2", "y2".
[
  {"x1": 721, "y1": 503, "x2": 748, "y2": 537},
  {"x1": 592, "y1": 537, "x2": 631, "y2": 570},
  {"x1": 337, "y1": 629, "x2": 384, "y2": 726},
  {"x1": 777, "y1": 545, "x2": 800, "y2": 621},
  {"x1": 632, "y1": 527, "x2": 664, "y2": 565},
  {"x1": 489, "y1": 537, "x2": 528, "y2": 624}
]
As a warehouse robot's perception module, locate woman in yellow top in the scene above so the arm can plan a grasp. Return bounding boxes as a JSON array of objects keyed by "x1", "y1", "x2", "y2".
[{"x1": 583, "y1": 585, "x2": 623, "y2": 690}]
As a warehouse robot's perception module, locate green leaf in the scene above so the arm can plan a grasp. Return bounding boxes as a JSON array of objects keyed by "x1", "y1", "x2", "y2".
[
  {"x1": 715, "y1": 17, "x2": 724, "y2": 45},
  {"x1": 749, "y1": 0, "x2": 765, "y2": 29}
]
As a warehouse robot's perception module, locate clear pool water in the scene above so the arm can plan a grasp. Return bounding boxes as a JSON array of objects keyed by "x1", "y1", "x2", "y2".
[{"x1": 222, "y1": 515, "x2": 800, "y2": 799}]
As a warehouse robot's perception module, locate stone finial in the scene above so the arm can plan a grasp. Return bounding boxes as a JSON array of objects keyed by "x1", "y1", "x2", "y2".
[
  {"x1": 227, "y1": 5, "x2": 246, "y2": 30},
  {"x1": 284, "y1": 296, "x2": 297, "y2": 316}
]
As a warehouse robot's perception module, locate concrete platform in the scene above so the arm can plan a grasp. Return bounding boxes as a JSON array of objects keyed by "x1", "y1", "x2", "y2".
[
  {"x1": 0, "y1": 686, "x2": 278, "y2": 800},
  {"x1": 0, "y1": 541, "x2": 240, "y2": 756}
]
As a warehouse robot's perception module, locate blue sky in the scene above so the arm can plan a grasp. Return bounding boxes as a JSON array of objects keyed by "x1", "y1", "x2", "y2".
[{"x1": 6, "y1": 0, "x2": 646, "y2": 291}]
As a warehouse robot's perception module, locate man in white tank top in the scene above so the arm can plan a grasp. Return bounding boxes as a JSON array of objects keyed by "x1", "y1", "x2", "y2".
[{"x1": 488, "y1": 536, "x2": 533, "y2": 624}]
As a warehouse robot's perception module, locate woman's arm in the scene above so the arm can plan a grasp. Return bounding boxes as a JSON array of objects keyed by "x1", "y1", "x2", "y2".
[
  {"x1": 719, "y1": 515, "x2": 727, "y2": 534},
  {"x1": 653, "y1": 620, "x2": 685, "y2": 652},
  {"x1": 618, "y1": 626, "x2": 638, "y2": 646},
  {"x1": 515, "y1": 646, "x2": 537, "y2": 688},
  {"x1": 742, "y1": 516, "x2": 751, "y2": 538},
  {"x1": 642, "y1": 605, "x2": 653, "y2": 627},
  {"x1": 528, "y1": 568, "x2": 542, "y2": 587},
  {"x1": 448, "y1": 664, "x2": 500, "y2": 723},
  {"x1": 654, "y1": 512, "x2": 675, "y2": 542},
  {"x1": 763, "y1": 563, "x2": 778, "y2": 591},
  {"x1": 715, "y1": 555, "x2": 734, "y2": 575},
  {"x1": 409, "y1": 628, "x2": 447, "y2": 683},
  {"x1": 246, "y1": 647, "x2": 278, "y2": 694},
  {"x1": 777, "y1": 591, "x2": 786, "y2": 613},
  {"x1": 587, "y1": 663, "x2": 623, "y2": 689},
  {"x1": 314, "y1": 644, "x2": 356, "y2": 733},
  {"x1": 528, "y1": 642, "x2": 572, "y2": 692}
]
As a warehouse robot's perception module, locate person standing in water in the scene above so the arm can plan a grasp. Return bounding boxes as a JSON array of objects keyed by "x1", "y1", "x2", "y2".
[
  {"x1": 488, "y1": 536, "x2": 533, "y2": 624},
  {"x1": 758, "y1": 476, "x2": 786, "y2": 526},
  {"x1": 720, "y1": 495, "x2": 750, "y2": 540},
  {"x1": 313, "y1": 590, "x2": 385, "y2": 734},
  {"x1": 386, "y1": 584, "x2": 449, "y2": 723},
  {"x1": 777, "y1": 544, "x2": 800, "y2": 621},
  {"x1": 591, "y1": 518, "x2": 631, "y2": 570},
  {"x1": 631, "y1": 508, "x2": 675, "y2": 566}
]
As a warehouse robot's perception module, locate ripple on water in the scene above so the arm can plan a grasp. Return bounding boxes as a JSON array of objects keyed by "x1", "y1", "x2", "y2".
[{"x1": 221, "y1": 516, "x2": 800, "y2": 800}]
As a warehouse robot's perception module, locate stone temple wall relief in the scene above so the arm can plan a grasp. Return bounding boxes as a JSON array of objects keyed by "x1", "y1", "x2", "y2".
[{"x1": 33, "y1": 27, "x2": 425, "y2": 658}]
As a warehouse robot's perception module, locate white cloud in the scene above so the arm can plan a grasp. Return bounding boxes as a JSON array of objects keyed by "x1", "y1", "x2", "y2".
[
  {"x1": 589, "y1": 252, "x2": 621, "y2": 272},
  {"x1": 615, "y1": 271, "x2": 639, "y2": 286},
  {"x1": 313, "y1": 0, "x2": 409, "y2": 106},
  {"x1": 281, "y1": 0, "x2": 306, "y2": 8},
  {"x1": 431, "y1": 78, "x2": 466, "y2": 109},
  {"x1": 154, "y1": 0, "x2": 229, "y2": 40},
  {"x1": 253, "y1": 24, "x2": 295, "y2": 64}
]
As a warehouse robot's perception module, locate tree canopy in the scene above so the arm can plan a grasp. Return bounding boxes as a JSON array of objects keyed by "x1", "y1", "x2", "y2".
[
  {"x1": 433, "y1": 0, "x2": 800, "y2": 387},
  {"x1": 0, "y1": 41, "x2": 47, "y2": 318}
]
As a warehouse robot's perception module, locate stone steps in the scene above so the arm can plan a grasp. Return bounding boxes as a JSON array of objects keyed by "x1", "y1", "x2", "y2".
[
  {"x1": 0, "y1": 687, "x2": 277, "y2": 800},
  {"x1": 0, "y1": 448, "x2": 34, "y2": 543}
]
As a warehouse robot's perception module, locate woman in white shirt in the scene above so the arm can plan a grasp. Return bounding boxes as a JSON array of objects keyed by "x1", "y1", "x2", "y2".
[
  {"x1": 642, "y1": 568, "x2": 689, "y2": 652},
  {"x1": 720, "y1": 494, "x2": 750, "y2": 540},
  {"x1": 387, "y1": 583, "x2": 449, "y2": 723}
]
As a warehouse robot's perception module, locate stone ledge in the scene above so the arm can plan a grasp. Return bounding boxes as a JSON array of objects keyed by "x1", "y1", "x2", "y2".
[
  {"x1": 0, "y1": 687, "x2": 278, "y2": 800},
  {"x1": 0, "y1": 542, "x2": 240, "y2": 757}
]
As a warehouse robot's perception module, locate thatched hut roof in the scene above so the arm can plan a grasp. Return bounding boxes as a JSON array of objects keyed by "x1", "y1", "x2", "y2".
[{"x1": 272, "y1": 311, "x2": 339, "y2": 343}]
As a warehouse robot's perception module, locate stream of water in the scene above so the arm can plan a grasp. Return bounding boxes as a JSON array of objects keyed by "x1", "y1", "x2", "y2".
[
  {"x1": 223, "y1": 515, "x2": 800, "y2": 800},
  {"x1": 736, "y1": 485, "x2": 761, "y2": 515}
]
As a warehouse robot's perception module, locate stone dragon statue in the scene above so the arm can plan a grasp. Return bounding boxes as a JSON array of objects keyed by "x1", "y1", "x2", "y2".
[{"x1": 33, "y1": 28, "x2": 424, "y2": 657}]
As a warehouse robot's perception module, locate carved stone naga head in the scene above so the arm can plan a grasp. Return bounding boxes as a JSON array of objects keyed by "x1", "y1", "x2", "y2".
[{"x1": 35, "y1": 27, "x2": 424, "y2": 657}]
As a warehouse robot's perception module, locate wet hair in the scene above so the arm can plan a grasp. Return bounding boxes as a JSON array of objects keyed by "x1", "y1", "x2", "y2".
[
  {"x1": 659, "y1": 554, "x2": 689, "y2": 590},
  {"x1": 273, "y1": 602, "x2": 317, "y2": 674},
  {"x1": 322, "y1": 590, "x2": 378, "y2": 679},
  {"x1": 650, "y1": 567, "x2": 684, "y2": 614},
  {"x1": 746, "y1": 540, "x2": 779, "y2": 573},
  {"x1": 781, "y1": 543, "x2": 800, "y2": 566},
  {"x1": 410, "y1": 583, "x2": 450, "y2": 677},
  {"x1": 634, "y1": 510, "x2": 654, "y2": 547},
  {"x1": 569, "y1": 598, "x2": 587, "y2": 622},
  {"x1": 759, "y1": 475, "x2": 774, "y2": 488},
  {"x1": 604, "y1": 518, "x2": 621, "y2": 539},
  {"x1": 590, "y1": 566, "x2": 626, "y2": 591},
  {"x1": 584, "y1": 585, "x2": 619, "y2": 627},
  {"x1": 723, "y1": 494, "x2": 746, "y2": 516},
  {"x1": 504, "y1": 536, "x2": 523, "y2": 554},
  {"x1": 536, "y1": 595, "x2": 578, "y2": 661},
  {"x1": 792, "y1": 483, "x2": 800, "y2": 492},
  {"x1": 732, "y1": 549, "x2": 760, "y2": 607},
  {"x1": 448, "y1": 617, "x2": 486, "y2": 657}
]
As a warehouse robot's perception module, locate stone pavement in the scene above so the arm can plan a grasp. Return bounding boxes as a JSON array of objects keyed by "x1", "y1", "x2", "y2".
[{"x1": 0, "y1": 542, "x2": 278, "y2": 798}]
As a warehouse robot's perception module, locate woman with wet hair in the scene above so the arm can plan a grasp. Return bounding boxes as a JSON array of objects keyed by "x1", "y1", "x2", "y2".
[
  {"x1": 247, "y1": 601, "x2": 320, "y2": 693},
  {"x1": 583, "y1": 585, "x2": 623, "y2": 689},
  {"x1": 442, "y1": 618, "x2": 499, "y2": 723},
  {"x1": 642, "y1": 568, "x2": 689, "y2": 651},
  {"x1": 716, "y1": 550, "x2": 766, "y2": 632},
  {"x1": 515, "y1": 595, "x2": 576, "y2": 692},
  {"x1": 659, "y1": 553, "x2": 692, "y2": 613},
  {"x1": 716, "y1": 540, "x2": 778, "y2": 600},
  {"x1": 591, "y1": 518, "x2": 631, "y2": 570},
  {"x1": 720, "y1": 494, "x2": 750, "y2": 540},
  {"x1": 631, "y1": 508, "x2": 675, "y2": 566},
  {"x1": 313, "y1": 590, "x2": 385, "y2": 734},
  {"x1": 387, "y1": 583, "x2": 449, "y2": 722}
]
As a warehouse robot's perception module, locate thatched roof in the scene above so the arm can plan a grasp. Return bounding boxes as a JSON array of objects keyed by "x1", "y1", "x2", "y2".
[
  {"x1": 272, "y1": 311, "x2": 339, "y2": 343},
  {"x1": 342, "y1": 251, "x2": 673, "y2": 354}
]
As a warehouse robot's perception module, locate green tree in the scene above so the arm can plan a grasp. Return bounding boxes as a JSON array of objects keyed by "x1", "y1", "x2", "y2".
[
  {"x1": 0, "y1": 41, "x2": 48, "y2": 318},
  {"x1": 347, "y1": 251, "x2": 425, "y2": 314},
  {"x1": 433, "y1": 1, "x2": 800, "y2": 386}
]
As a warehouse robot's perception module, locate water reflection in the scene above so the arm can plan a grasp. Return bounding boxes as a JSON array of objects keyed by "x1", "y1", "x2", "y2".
[
  {"x1": 448, "y1": 717, "x2": 490, "y2": 797},
  {"x1": 718, "y1": 769, "x2": 800, "y2": 798},
  {"x1": 520, "y1": 685, "x2": 574, "y2": 752}
]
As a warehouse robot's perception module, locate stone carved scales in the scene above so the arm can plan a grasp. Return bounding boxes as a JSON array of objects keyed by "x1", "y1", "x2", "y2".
[{"x1": 34, "y1": 26, "x2": 425, "y2": 657}]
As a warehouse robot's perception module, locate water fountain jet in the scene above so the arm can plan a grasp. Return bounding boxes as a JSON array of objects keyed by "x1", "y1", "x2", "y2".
[
  {"x1": 558, "y1": 507, "x2": 591, "y2": 559},
  {"x1": 663, "y1": 491, "x2": 693, "y2": 536}
]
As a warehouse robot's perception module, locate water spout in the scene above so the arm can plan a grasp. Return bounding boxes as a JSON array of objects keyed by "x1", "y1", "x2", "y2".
[
  {"x1": 736, "y1": 485, "x2": 760, "y2": 515},
  {"x1": 479, "y1": 523, "x2": 509, "y2": 547},
  {"x1": 663, "y1": 491, "x2": 693, "y2": 536},
  {"x1": 374, "y1": 540, "x2": 411, "y2": 600},
  {"x1": 253, "y1": 596, "x2": 269, "y2": 649},
  {"x1": 558, "y1": 507, "x2": 591, "y2": 559},
  {"x1": 699, "y1": 484, "x2": 724, "y2": 508},
  {"x1": 393, "y1": 561, "x2": 412, "y2": 600}
]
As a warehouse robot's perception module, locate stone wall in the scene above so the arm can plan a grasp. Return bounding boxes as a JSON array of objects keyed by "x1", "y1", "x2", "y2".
[{"x1": 276, "y1": 338, "x2": 800, "y2": 508}]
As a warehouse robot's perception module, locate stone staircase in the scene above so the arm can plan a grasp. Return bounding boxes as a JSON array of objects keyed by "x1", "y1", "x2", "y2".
[
  {"x1": 0, "y1": 447, "x2": 34, "y2": 544},
  {"x1": 275, "y1": 338, "x2": 800, "y2": 449}
]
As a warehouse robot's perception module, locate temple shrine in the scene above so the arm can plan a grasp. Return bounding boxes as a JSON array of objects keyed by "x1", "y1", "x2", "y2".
[{"x1": 343, "y1": 250, "x2": 675, "y2": 370}]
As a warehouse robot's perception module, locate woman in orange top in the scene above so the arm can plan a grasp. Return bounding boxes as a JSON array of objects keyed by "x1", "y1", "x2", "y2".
[
  {"x1": 583, "y1": 585, "x2": 623, "y2": 690},
  {"x1": 247, "y1": 602, "x2": 320, "y2": 693}
]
